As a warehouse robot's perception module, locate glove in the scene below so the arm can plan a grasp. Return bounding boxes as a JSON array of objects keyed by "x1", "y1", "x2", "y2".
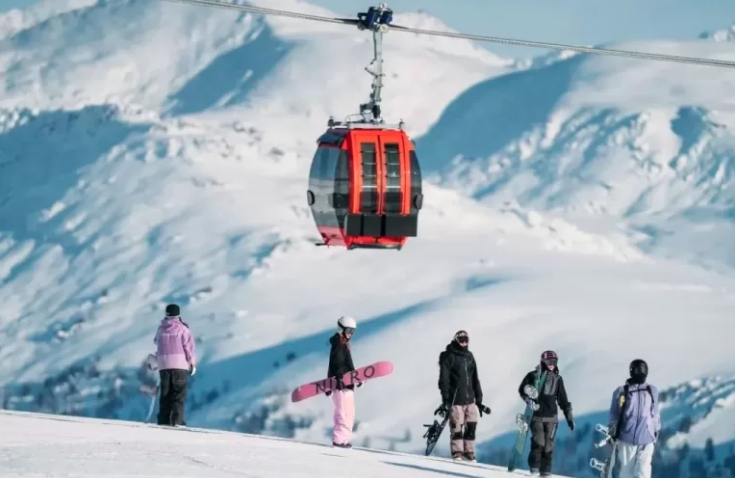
[
  {"x1": 190, "y1": 364, "x2": 196, "y2": 376},
  {"x1": 355, "y1": 381, "x2": 364, "y2": 388},
  {"x1": 564, "y1": 407, "x2": 574, "y2": 431},
  {"x1": 434, "y1": 402, "x2": 450, "y2": 417},
  {"x1": 477, "y1": 403, "x2": 491, "y2": 417},
  {"x1": 325, "y1": 391, "x2": 333, "y2": 397},
  {"x1": 525, "y1": 397, "x2": 539, "y2": 411}
]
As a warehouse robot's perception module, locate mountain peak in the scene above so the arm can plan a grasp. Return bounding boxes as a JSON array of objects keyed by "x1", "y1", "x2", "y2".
[{"x1": 698, "y1": 22, "x2": 735, "y2": 42}]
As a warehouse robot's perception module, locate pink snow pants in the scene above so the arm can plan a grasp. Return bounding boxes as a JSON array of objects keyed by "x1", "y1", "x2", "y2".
[{"x1": 331, "y1": 389, "x2": 355, "y2": 445}]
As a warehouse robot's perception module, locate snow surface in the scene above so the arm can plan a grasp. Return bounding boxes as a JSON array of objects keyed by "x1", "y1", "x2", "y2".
[
  {"x1": 0, "y1": 410, "x2": 562, "y2": 477},
  {"x1": 0, "y1": 0, "x2": 734, "y2": 472}
]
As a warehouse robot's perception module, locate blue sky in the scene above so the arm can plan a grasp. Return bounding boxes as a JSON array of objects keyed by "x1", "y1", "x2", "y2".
[{"x1": 2, "y1": 0, "x2": 733, "y2": 58}]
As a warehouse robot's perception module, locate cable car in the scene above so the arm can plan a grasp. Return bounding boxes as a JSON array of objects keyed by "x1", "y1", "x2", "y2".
[
  {"x1": 307, "y1": 122, "x2": 423, "y2": 250},
  {"x1": 306, "y1": 4, "x2": 424, "y2": 250}
]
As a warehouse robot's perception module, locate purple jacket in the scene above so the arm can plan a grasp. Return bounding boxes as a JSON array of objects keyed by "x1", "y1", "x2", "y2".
[
  {"x1": 154, "y1": 317, "x2": 196, "y2": 371},
  {"x1": 608, "y1": 381, "x2": 661, "y2": 446}
]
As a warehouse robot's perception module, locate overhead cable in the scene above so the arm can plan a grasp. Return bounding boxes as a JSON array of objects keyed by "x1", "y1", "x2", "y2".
[{"x1": 158, "y1": 0, "x2": 735, "y2": 69}]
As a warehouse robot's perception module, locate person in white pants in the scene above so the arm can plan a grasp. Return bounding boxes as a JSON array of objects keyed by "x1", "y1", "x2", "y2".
[{"x1": 607, "y1": 359, "x2": 661, "y2": 478}]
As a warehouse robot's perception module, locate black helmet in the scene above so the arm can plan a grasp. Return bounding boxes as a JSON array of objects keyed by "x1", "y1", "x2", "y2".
[
  {"x1": 629, "y1": 359, "x2": 648, "y2": 383},
  {"x1": 165, "y1": 303, "x2": 180, "y2": 317}
]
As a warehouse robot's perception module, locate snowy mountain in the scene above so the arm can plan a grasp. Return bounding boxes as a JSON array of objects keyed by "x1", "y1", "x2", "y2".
[
  {"x1": 419, "y1": 36, "x2": 735, "y2": 269},
  {"x1": 1, "y1": 1, "x2": 735, "y2": 476}
]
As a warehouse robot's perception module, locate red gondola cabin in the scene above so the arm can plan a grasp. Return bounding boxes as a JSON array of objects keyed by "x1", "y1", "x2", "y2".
[{"x1": 307, "y1": 125, "x2": 423, "y2": 250}]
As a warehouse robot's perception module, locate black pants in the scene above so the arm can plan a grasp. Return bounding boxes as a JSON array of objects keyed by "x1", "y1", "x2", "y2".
[
  {"x1": 157, "y1": 369, "x2": 188, "y2": 426},
  {"x1": 528, "y1": 418, "x2": 557, "y2": 473}
]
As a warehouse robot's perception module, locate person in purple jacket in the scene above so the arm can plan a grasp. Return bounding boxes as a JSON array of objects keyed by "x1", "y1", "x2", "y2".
[
  {"x1": 607, "y1": 359, "x2": 661, "y2": 478},
  {"x1": 153, "y1": 304, "x2": 197, "y2": 426}
]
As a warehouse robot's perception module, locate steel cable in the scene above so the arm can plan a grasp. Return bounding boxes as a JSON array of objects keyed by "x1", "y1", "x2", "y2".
[{"x1": 158, "y1": 0, "x2": 735, "y2": 69}]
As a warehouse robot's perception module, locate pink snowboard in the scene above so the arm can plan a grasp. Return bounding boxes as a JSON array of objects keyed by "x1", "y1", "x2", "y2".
[{"x1": 290, "y1": 361, "x2": 393, "y2": 403}]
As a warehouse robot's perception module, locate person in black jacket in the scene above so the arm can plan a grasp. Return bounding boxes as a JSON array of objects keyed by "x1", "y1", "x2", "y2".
[
  {"x1": 437, "y1": 330, "x2": 490, "y2": 461},
  {"x1": 326, "y1": 316, "x2": 362, "y2": 448},
  {"x1": 518, "y1": 350, "x2": 575, "y2": 477}
]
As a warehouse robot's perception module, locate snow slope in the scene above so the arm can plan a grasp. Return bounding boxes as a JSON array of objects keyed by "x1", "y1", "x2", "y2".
[
  {"x1": 0, "y1": 410, "x2": 563, "y2": 478},
  {"x1": 0, "y1": 1, "x2": 734, "y2": 477},
  {"x1": 418, "y1": 37, "x2": 735, "y2": 268}
]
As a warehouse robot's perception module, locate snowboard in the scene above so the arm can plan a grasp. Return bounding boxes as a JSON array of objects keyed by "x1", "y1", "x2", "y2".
[
  {"x1": 290, "y1": 361, "x2": 393, "y2": 403},
  {"x1": 142, "y1": 353, "x2": 159, "y2": 423},
  {"x1": 423, "y1": 407, "x2": 452, "y2": 456},
  {"x1": 507, "y1": 371, "x2": 546, "y2": 472},
  {"x1": 589, "y1": 423, "x2": 617, "y2": 478},
  {"x1": 144, "y1": 375, "x2": 160, "y2": 423}
]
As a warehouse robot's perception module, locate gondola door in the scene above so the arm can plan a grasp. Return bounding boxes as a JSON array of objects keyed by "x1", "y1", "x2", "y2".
[
  {"x1": 345, "y1": 132, "x2": 384, "y2": 244},
  {"x1": 377, "y1": 133, "x2": 408, "y2": 217}
]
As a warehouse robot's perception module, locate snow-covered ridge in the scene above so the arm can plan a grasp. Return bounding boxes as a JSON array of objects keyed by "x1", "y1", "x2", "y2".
[
  {"x1": 417, "y1": 37, "x2": 735, "y2": 267},
  {"x1": 0, "y1": 0, "x2": 511, "y2": 119},
  {"x1": 699, "y1": 22, "x2": 735, "y2": 42},
  {"x1": 0, "y1": 0, "x2": 96, "y2": 41}
]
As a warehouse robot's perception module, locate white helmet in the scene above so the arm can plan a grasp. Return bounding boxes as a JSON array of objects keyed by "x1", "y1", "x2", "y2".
[{"x1": 337, "y1": 315, "x2": 357, "y2": 332}]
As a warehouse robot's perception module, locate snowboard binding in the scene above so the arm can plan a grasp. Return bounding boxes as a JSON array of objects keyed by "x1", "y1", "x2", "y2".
[
  {"x1": 593, "y1": 423, "x2": 612, "y2": 448},
  {"x1": 523, "y1": 384, "x2": 540, "y2": 410},
  {"x1": 590, "y1": 457, "x2": 612, "y2": 476},
  {"x1": 523, "y1": 384, "x2": 539, "y2": 400},
  {"x1": 515, "y1": 413, "x2": 528, "y2": 432}
]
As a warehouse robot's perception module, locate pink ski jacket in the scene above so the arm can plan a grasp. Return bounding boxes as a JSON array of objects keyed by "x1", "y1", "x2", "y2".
[{"x1": 154, "y1": 316, "x2": 196, "y2": 371}]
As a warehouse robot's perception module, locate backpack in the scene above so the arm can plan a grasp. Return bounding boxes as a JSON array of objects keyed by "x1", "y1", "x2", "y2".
[{"x1": 612, "y1": 383, "x2": 654, "y2": 440}]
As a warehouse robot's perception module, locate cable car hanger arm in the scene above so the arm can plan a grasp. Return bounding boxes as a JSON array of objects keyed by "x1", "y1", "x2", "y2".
[{"x1": 158, "y1": 0, "x2": 735, "y2": 70}]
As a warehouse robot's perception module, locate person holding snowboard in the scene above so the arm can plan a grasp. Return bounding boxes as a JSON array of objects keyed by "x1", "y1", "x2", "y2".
[
  {"x1": 436, "y1": 330, "x2": 490, "y2": 462},
  {"x1": 518, "y1": 350, "x2": 574, "y2": 476},
  {"x1": 153, "y1": 304, "x2": 196, "y2": 426},
  {"x1": 606, "y1": 359, "x2": 661, "y2": 478},
  {"x1": 326, "y1": 316, "x2": 362, "y2": 448}
]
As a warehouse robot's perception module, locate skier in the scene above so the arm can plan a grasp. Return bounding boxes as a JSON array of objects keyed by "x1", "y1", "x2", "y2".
[
  {"x1": 518, "y1": 350, "x2": 574, "y2": 476},
  {"x1": 153, "y1": 304, "x2": 197, "y2": 426},
  {"x1": 326, "y1": 316, "x2": 362, "y2": 448},
  {"x1": 607, "y1": 359, "x2": 661, "y2": 478},
  {"x1": 436, "y1": 330, "x2": 489, "y2": 462}
]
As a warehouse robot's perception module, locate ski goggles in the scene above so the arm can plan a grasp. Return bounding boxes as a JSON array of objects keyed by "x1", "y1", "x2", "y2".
[
  {"x1": 455, "y1": 335, "x2": 469, "y2": 344},
  {"x1": 342, "y1": 327, "x2": 355, "y2": 334},
  {"x1": 542, "y1": 357, "x2": 558, "y2": 366}
]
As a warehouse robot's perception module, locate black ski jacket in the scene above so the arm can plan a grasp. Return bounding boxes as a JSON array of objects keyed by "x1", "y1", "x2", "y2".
[
  {"x1": 328, "y1": 333, "x2": 356, "y2": 388},
  {"x1": 518, "y1": 365, "x2": 572, "y2": 421},
  {"x1": 438, "y1": 341, "x2": 483, "y2": 406}
]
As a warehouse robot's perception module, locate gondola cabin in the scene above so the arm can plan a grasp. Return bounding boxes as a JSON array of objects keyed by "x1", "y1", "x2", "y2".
[{"x1": 307, "y1": 125, "x2": 423, "y2": 250}]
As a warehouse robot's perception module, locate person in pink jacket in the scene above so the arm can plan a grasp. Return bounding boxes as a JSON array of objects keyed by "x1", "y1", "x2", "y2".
[{"x1": 153, "y1": 304, "x2": 196, "y2": 426}]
